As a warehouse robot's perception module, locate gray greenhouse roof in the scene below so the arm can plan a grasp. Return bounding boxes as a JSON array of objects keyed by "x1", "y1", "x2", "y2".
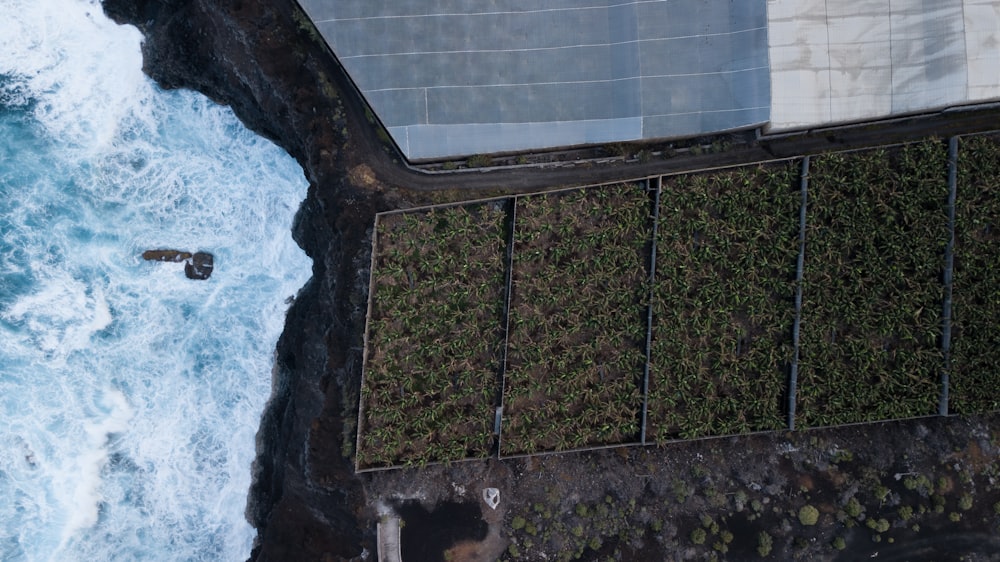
[
  {"x1": 301, "y1": 0, "x2": 771, "y2": 159},
  {"x1": 300, "y1": 0, "x2": 1000, "y2": 160}
]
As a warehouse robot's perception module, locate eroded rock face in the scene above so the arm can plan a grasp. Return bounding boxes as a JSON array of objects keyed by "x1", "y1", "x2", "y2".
[
  {"x1": 142, "y1": 249, "x2": 192, "y2": 262},
  {"x1": 184, "y1": 252, "x2": 214, "y2": 280}
]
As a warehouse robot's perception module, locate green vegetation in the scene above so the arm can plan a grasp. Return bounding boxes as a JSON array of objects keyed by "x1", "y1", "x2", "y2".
[
  {"x1": 466, "y1": 154, "x2": 492, "y2": 168},
  {"x1": 691, "y1": 527, "x2": 707, "y2": 544},
  {"x1": 798, "y1": 142, "x2": 947, "y2": 426},
  {"x1": 952, "y1": 135, "x2": 1000, "y2": 414},
  {"x1": 502, "y1": 184, "x2": 648, "y2": 454},
  {"x1": 357, "y1": 135, "x2": 1000, "y2": 468},
  {"x1": 757, "y1": 531, "x2": 773, "y2": 556},
  {"x1": 798, "y1": 504, "x2": 820, "y2": 525},
  {"x1": 357, "y1": 203, "x2": 508, "y2": 468},
  {"x1": 649, "y1": 163, "x2": 799, "y2": 439}
]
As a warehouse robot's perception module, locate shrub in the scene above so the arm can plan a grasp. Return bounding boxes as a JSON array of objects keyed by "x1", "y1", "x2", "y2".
[
  {"x1": 958, "y1": 494, "x2": 973, "y2": 511},
  {"x1": 757, "y1": 531, "x2": 773, "y2": 556},
  {"x1": 898, "y1": 505, "x2": 913, "y2": 521},
  {"x1": 932, "y1": 494, "x2": 946, "y2": 513},
  {"x1": 466, "y1": 154, "x2": 491, "y2": 168},
  {"x1": 845, "y1": 497, "x2": 863, "y2": 518},
  {"x1": 691, "y1": 528, "x2": 707, "y2": 545},
  {"x1": 832, "y1": 536, "x2": 846, "y2": 550},
  {"x1": 511, "y1": 516, "x2": 526, "y2": 530},
  {"x1": 865, "y1": 518, "x2": 889, "y2": 533},
  {"x1": 798, "y1": 505, "x2": 820, "y2": 526}
]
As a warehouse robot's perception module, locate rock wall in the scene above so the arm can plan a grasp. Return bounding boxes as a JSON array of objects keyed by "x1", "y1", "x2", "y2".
[{"x1": 101, "y1": 0, "x2": 383, "y2": 559}]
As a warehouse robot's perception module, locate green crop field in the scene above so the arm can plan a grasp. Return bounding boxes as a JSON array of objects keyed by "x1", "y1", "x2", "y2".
[
  {"x1": 354, "y1": 135, "x2": 1000, "y2": 470},
  {"x1": 501, "y1": 184, "x2": 648, "y2": 455},
  {"x1": 952, "y1": 135, "x2": 1000, "y2": 414},
  {"x1": 648, "y1": 163, "x2": 800, "y2": 440},
  {"x1": 797, "y1": 142, "x2": 947, "y2": 426},
  {"x1": 358, "y1": 203, "x2": 508, "y2": 468}
]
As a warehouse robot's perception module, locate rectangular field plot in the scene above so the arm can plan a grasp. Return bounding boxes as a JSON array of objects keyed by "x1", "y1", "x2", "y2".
[
  {"x1": 501, "y1": 184, "x2": 649, "y2": 456},
  {"x1": 648, "y1": 163, "x2": 800, "y2": 440},
  {"x1": 952, "y1": 135, "x2": 1000, "y2": 414},
  {"x1": 357, "y1": 203, "x2": 509, "y2": 469},
  {"x1": 798, "y1": 142, "x2": 947, "y2": 427}
]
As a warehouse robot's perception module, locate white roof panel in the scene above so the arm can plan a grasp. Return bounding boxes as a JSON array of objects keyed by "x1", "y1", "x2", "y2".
[
  {"x1": 768, "y1": 0, "x2": 1000, "y2": 131},
  {"x1": 964, "y1": 0, "x2": 1000, "y2": 101}
]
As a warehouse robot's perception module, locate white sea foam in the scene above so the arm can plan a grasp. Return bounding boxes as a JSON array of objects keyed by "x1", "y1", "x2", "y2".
[
  {"x1": 0, "y1": 1, "x2": 312, "y2": 560},
  {"x1": 0, "y1": 0, "x2": 150, "y2": 149}
]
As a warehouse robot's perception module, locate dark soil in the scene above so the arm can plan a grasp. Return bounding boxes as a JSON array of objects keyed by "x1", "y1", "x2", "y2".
[
  {"x1": 369, "y1": 414, "x2": 1000, "y2": 561},
  {"x1": 100, "y1": 1, "x2": 1000, "y2": 561}
]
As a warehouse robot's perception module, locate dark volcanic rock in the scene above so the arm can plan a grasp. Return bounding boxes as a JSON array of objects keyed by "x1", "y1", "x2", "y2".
[
  {"x1": 142, "y1": 249, "x2": 192, "y2": 262},
  {"x1": 184, "y1": 251, "x2": 214, "y2": 280}
]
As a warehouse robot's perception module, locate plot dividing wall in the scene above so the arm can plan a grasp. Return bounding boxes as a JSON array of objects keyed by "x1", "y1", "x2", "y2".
[{"x1": 301, "y1": 0, "x2": 770, "y2": 159}]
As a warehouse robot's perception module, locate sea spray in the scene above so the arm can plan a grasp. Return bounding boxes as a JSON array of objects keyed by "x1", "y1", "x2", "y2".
[{"x1": 0, "y1": 1, "x2": 312, "y2": 560}]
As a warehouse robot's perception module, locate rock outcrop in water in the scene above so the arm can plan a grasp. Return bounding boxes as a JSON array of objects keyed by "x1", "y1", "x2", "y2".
[
  {"x1": 142, "y1": 249, "x2": 192, "y2": 262},
  {"x1": 142, "y1": 249, "x2": 215, "y2": 280},
  {"x1": 185, "y1": 252, "x2": 214, "y2": 280}
]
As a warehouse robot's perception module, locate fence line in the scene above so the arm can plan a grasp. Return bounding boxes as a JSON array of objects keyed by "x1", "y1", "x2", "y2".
[
  {"x1": 940, "y1": 137, "x2": 958, "y2": 416},
  {"x1": 641, "y1": 177, "x2": 662, "y2": 444},
  {"x1": 495, "y1": 197, "x2": 518, "y2": 458},
  {"x1": 498, "y1": 440, "x2": 643, "y2": 462},
  {"x1": 788, "y1": 156, "x2": 809, "y2": 431},
  {"x1": 356, "y1": 452, "x2": 494, "y2": 474},
  {"x1": 354, "y1": 215, "x2": 383, "y2": 473},
  {"x1": 374, "y1": 193, "x2": 513, "y2": 218}
]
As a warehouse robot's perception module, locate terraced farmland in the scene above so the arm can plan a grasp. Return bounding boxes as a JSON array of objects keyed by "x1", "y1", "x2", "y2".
[{"x1": 358, "y1": 203, "x2": 508, "y2": 468}]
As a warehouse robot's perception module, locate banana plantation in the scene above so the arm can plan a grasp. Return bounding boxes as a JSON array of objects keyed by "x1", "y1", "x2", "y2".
[
  {"x1": 356, "y1": 135, "x2": 1000, "y2": 471},
  {"x1": 952, "y1": 135, "x2": 1000, "y2": 414},
  {"x1": 358, "y1": 203, "x2": 508, "y2": 469},
  {"x1": 502, "y1": 184, "x2": 648, "y2": 455},
  {"x1": 797, "y1": 143, "x2": 948, "y2": 426},
  {"x1": 648, "y1": 163, "x2": 800, "y2": 440}
]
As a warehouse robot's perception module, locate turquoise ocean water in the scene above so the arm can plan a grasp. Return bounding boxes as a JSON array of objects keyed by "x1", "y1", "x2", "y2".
[{"x1": 0, "y1": 1, "x2": 311, "y2": 559}]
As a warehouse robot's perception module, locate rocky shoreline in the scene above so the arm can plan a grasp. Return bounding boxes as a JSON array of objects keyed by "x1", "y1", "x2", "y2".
[{"x1": 101, "y1": 0, "x2": 383, "y2": 559}]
